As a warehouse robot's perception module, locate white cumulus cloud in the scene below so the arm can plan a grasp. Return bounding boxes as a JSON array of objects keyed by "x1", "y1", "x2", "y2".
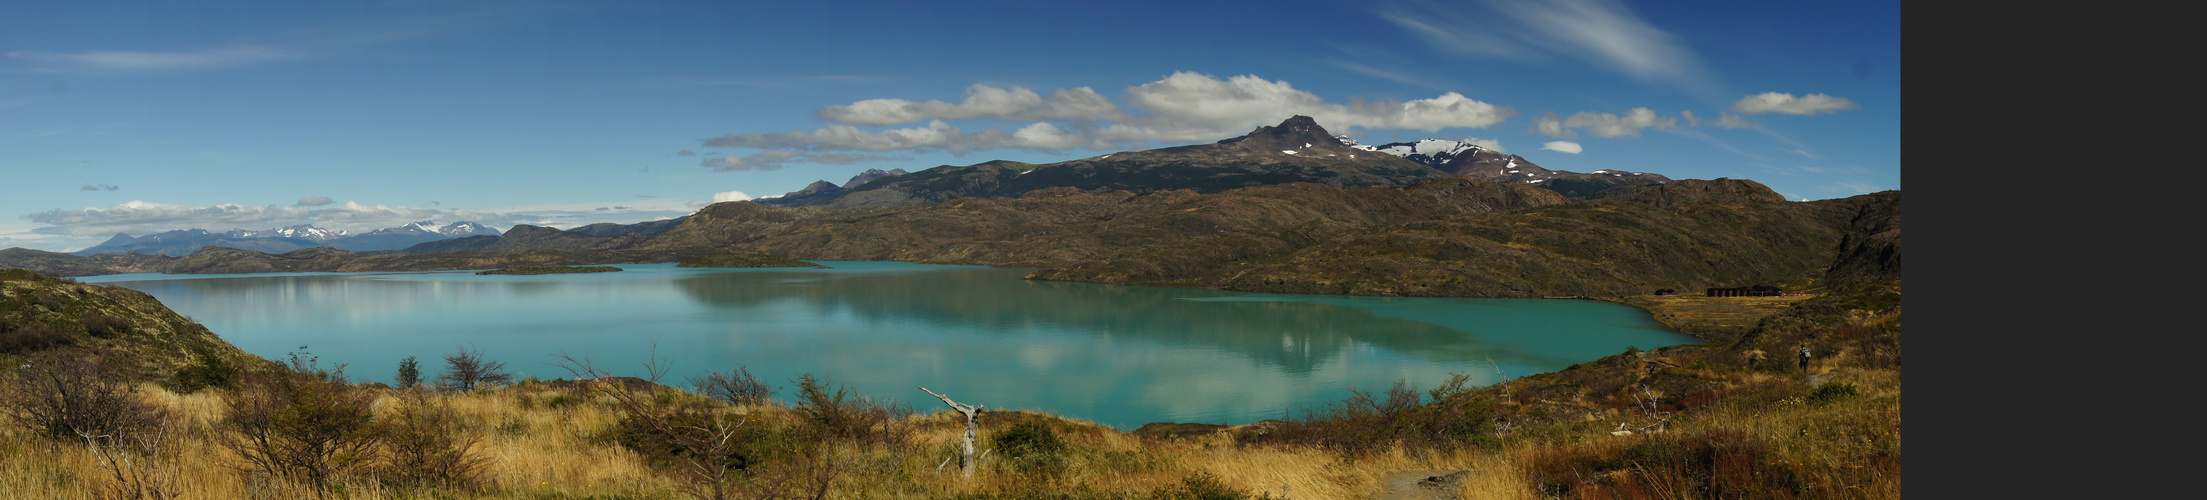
[
  {"x1": 1542, "y1": 141, "x2": 1583, "y2": 154},
  {"x1": 712, "y1": 190, "x2": 753, "y2": 203},
  {"x1": 24, "y1": 200, "x2": 507, "y2": 237},
  {"x1": 702, "y1": 71, "x2": 1515, "y2": 167},
  {"x1": 818, "y1": 84, "x2": 1118, "y2": 125},
  {"x1": 1730, "y1": 92, "x2": 1860, "y2": 115},
  {"x1": 1530, "y1": 108, "x2": 1676, "y2": 138}
]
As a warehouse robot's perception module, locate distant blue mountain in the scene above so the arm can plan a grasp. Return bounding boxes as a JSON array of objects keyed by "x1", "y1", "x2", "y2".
[{"x1": 74, "y1": 221, "x2": 504, "y2": 256}]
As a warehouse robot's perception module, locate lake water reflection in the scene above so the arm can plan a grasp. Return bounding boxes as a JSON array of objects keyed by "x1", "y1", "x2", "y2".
[{"x1": 82, "y1": 261, "x2": 1698, "y2": 429}]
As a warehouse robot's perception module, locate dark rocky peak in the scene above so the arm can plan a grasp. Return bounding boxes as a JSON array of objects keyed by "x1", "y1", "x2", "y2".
[
  {"x1": 842, "y1": 168, "x2": 911, "y2": 189},
  {"x1": 141, "y1": 229, "x2": 213, "y2": 242},
  {"x1": 969, "y1": 160, "x2": 1034, "y2": 170},
  {"x1": 789, "y1": 180, "x2": 842, "y2": 197},
  {"x1": 1215, "y1": 115, "x2": 1344, "y2": 153},
  {"x1": 1592, "y1": 178, "x2": 1786, "y2": 206},
  {"x1": 499, "y1": 224, "x2": 566, "y2": 238}
]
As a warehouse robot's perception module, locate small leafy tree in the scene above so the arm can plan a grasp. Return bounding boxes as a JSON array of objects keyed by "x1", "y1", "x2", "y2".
[
  {"x1": 395, "y1": 356, "x2": 422, "y2": 390},
  {"x1": 436, "y1": 346, "x2": 512, "y2": 392}
]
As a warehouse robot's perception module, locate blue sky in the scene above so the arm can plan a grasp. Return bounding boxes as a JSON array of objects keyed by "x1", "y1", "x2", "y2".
[{"x1": 2, "y1": 0, "x2": 1900, "y2": 252}]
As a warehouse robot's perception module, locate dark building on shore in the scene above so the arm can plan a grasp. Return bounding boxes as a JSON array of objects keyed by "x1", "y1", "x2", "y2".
[{"x1": 1706, "y1": 284, "x2": 1783, "y2": 297}]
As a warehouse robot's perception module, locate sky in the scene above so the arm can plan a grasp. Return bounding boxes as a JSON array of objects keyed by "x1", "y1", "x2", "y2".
[{"x1": 2, "y1": 0, "x2": 1900, "y2": 252}]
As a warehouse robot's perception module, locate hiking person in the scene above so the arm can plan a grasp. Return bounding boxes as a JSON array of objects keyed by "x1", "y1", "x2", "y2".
[{"x1": 1797, "y1": 346, "x2": 1812, "y2": 373}]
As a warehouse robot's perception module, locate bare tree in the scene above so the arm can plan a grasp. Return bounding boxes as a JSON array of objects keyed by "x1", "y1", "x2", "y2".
[
  {"x1": 919, "y1": 387, "x2": 982, "y2": 480},
  {"x1": 690, "y1": 366, "x2": 777, "y2": 407},
  {"x1": 437, "y1": 346, "x2": 513, "y2": 392},
  {"x1": 0, "y1": 350, "x2": 162, "y2": 441},
  {"x1": 79, "y1": 419, "x2": 179, "y2": 500}
]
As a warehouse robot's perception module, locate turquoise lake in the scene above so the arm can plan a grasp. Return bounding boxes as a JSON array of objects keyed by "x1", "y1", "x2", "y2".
[{"x1": 81, "y1": 261, "x2": 1698, "y2": 430}]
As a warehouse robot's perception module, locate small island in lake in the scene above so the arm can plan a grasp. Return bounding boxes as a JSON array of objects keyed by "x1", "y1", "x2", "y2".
[
  {"x1": 476, "y1": 265, "x2": 624, "y2": 275},
  {"x1": 677, "y1": 251, "x2": 824, "y2": 268}
]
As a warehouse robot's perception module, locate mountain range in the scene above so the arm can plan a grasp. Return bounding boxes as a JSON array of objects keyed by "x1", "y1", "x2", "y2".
[
  {"x1": 73, "y1": 221, "x2": 502, "y2": 256},
  {"x1": 758, "y1": 116, "x2": 1670, "y2": 207},
  {"x1": 8, "y1": 115, "x2": 1900, "y2": 303}
]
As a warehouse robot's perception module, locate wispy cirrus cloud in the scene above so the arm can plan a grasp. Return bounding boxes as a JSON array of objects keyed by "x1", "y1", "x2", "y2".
[
  {"x1": 6, "y1": 45, "x2": 309, "y2": 72},
  {"x1": 1378, "y1": 0, "x2": 1713, "y2": 92}
]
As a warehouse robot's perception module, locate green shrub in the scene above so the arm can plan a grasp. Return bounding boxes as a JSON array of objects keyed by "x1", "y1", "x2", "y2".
[
  {"x1": 163, "y1": 352, "x2": 236, "y2": 393},
  {"x1": 992, "y1": 418, "x2": 1068, "y2": 477},
  {"x1": 1150, "y1": 472, "x2": 1276, "y2": 500},
  {"x1": 80, "y1": 313, "x2": 131, "y2": 339},
  {"x1": 395, "y1": 356, "x2": 422, "y2": 390},
  {"x1": 1808, "y1": 382, "x2": 1858, "y2": 404},
  {"x1": 0, "y1": 321, "x2": 73, "y2": 354}
]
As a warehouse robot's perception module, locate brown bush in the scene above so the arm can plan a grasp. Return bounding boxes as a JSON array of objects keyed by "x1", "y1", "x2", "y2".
[
  {"x1": 0, "y1": 320, "x2": 76, "y2": 353},
  {"x1": 1525, "y1": 428, "x2": 1806, "y2": 499},
  {"x1": 689, "y1": 366, "x2": 777, "y2": 407},
  {"x1": 556, "y1": 352, "x2": 764, "y2": 500},
  {"x1": 216, "y1": 353, "x2": 383, "y2": 493},
  {"x1": 379, "y1": 392, "x2": 491, "y2": 490},
  {"x1": 1282, "y1": 374, "x2": 1494, "y2": 453},
  {"x1": 792, "y1": 373, "x2": 912, "y2": 447},
  {"x1": 0, "y1": 350, "x2": 164, "y2": 441},
  {"x1": 81, "y1": 312, "x2": 132, "y2": 339}
]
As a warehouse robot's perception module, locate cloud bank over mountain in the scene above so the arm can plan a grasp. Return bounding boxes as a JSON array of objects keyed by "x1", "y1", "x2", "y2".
[{"x1": 700, "y1": 71, "x2": 1516, "y2": 168}]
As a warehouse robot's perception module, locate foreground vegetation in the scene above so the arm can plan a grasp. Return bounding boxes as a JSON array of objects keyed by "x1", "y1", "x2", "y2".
[{"x1": 2, "y1": 266, "x2": 1898, "y2": 499}]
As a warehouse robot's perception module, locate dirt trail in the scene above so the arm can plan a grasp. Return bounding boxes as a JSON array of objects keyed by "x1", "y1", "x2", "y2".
[{"x1": 1371, "y1": 469, "x2": 1468, "y2": 500}]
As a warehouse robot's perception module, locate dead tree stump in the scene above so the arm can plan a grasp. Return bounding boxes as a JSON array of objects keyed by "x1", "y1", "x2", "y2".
[{"x1": 920, "y1": 387, "x2": 982, "y2": 479}]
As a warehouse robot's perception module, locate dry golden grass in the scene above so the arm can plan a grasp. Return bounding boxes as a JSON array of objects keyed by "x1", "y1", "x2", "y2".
[
  {"x1": 0, "y1": 351, "x2": 1898, "y2": 500},
  {"x1": 1625, "y1": 294, "x2": 1815, "y2": 341}
]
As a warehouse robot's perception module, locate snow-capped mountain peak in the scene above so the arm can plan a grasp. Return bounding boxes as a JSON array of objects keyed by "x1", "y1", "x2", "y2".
[
  {"x1": 1336, "y1": 136, "x2": 1493, "y2": 162},
  {"x1": 1335, "y1": 135, "x2": 1373, "y2": 151},
  {"x1": 1372, "y1": 139, "x2": 1489, "y2": 159},
  {"x1": 386, "y1": 221, "x2": 501, "y2": 236},
  {"x1": 437, "y1": 221, "x2": 499, "y2": 236}
]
